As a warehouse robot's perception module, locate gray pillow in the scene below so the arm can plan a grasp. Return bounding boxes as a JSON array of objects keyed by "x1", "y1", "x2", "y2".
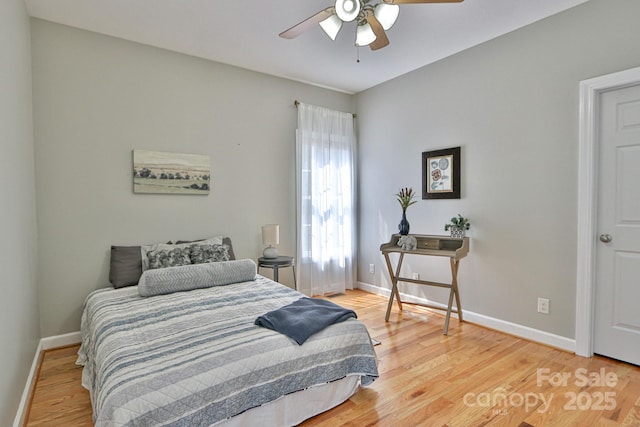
[
  {"x1": 222, "y1": 237, "x2": 236, "y2": 260},
  {"x1": 109, "y1": 246, "x2": 143, "y2": 288},
  {"x1": 138, "y1": 259, "x2": 257, "y2": 297}
]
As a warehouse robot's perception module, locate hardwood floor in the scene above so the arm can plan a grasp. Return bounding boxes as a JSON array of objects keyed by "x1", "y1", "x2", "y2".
[
  {"x1": 26, "y1": 344, "x2": 92, "y2": 426},
  {"x1": 26, "y1": 290, "x2": 640, "y2": 426}
]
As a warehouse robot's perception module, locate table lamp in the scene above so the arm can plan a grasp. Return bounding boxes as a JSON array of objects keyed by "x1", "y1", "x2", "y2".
[{"x1": 262, "y1": 224, "x2": 279, "y2": 259}]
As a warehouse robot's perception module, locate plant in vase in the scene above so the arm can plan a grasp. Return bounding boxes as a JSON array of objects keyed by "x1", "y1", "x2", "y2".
[
  {"x1": 396, "y1": 187, "x2": 417, "y2": 235},
  {"x1": 444, "y1": 214, "x2": 471, "y2": 238}
]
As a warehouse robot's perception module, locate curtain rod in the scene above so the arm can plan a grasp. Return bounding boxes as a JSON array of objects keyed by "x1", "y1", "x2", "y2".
[{"x1": 294, "y1": 100, "x2": 357, "y2": 119}]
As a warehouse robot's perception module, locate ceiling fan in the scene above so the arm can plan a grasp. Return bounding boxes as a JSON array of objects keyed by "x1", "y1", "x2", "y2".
[{"x1": 279, "y1": 0, "x2": 464, "y2": 51}]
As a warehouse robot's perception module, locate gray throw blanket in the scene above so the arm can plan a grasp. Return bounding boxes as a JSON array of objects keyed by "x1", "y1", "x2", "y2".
[{"x1": 255, "y1": 297, "x2": 357, "y2": 344}]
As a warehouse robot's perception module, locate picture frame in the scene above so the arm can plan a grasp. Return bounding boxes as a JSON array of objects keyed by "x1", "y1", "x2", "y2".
[
  {"x1": 422, "y1": 146, "x2": 461, "y2": 199},
  {"x1": 133, "y1": 150, "x2": 211, "y2": 195}
]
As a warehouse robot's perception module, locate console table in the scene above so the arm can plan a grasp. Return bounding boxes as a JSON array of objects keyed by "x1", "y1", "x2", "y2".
[{"x1": 380, "y1": 234, "x2": 470, "y2": 335}]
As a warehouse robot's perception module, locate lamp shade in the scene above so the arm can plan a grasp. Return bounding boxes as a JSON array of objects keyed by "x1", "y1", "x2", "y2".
[
  {"x1": 320, "y1": 13, "x2": 343, "y2": 40},
  {"x1": 355, "y1": 22, "x2": 376, "y2": 47},
  {"x1": 335, "y1": 0, "x2": 361, "y2": 22},
  {"x1": 374, "y1": 3, "x2": 399, "y2": 30},
  {"x1": 262, "y1": 224, "x2": 279, "y2": 246}
]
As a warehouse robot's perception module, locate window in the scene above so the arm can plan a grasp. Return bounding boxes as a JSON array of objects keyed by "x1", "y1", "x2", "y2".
[{"x1": 295, "y1": 103, "x2": 356, "y2": 295}]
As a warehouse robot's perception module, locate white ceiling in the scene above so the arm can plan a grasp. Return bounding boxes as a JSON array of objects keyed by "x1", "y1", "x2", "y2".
[{"x1": 24, "y1": 0, "x2": 589, "y2": 94}]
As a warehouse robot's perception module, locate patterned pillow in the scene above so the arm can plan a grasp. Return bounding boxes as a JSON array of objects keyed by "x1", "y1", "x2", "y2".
[
  {"x1": 147, "y1": 247, "x2": 191, "y2": 270},
  {"x1": 141, "y1": 236, "x2": 224, "y2": 271},
  {"x1": 175, "y1": 237, "x2": 236, "y2": 260},
  {"x1": 189, "y1": 243, "x2": 230, "y2": 264}
]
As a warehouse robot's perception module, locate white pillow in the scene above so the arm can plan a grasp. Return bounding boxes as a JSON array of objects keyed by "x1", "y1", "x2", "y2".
[{"x1": 138, "y1": 259, "x2": 257, "y2": 297}]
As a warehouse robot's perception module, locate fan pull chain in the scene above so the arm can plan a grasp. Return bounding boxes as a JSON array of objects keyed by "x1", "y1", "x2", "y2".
[{"x1": 356, "y1": 45, "x2": 360, "y2": 63}]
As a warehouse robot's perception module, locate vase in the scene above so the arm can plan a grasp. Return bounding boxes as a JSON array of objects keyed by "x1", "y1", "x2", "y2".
[
  {"x1": 398, "y1": 211, "x2": 410, "y2": 235},
  {"x1": 449, "y1": 226, "x2": 466, "y2": 238}
]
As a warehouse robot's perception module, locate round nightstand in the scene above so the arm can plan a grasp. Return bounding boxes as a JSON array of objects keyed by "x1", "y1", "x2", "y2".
[{"x1": 257, "y1": 256, "x2": 297, "y2": 289}]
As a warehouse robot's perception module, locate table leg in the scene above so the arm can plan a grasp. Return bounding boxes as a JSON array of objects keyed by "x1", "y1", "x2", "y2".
[
  {"x1": 443, "y1": 258, "x2": 463, "y2": 335},
  {"x1": 393, "y1": 253, "x2": 404, "y2": 311},
  {"x1": 443, "y1": 286, "x2": 455, "y2": 335},
  {"x1": 384, "y1": 253, "x2": 404, "y2": 321},
  {"x1": 451, "y1": 258, "x2": 463, "y2": 322},
  {"x1": 273, "y1": 266, "x2": 279, "y2": 283},
  {"x1": 292, "y1": 264, "x2": 297, "y2": 290}
]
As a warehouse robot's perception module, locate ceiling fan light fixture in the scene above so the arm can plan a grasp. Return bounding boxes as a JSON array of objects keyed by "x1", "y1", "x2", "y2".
[
  {"x1": 374, "y1": 3, "x2": 399, "y2": 30},
  {"x1": 319, "y1": 13, "x2": 343, "y2": 40},
  {"x1": 355, "y1": 22, "x2": 377, "y2": 47},
  {"x1": 335, "y1": 0, "x2": 361, "y2": 22},
  {"x1": 280, "y1": 0, "x2": 464, "y2": 51}
]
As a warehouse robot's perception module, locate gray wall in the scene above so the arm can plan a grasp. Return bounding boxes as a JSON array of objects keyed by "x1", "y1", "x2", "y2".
[
  {"x1": 31, "y1": 19, "x2": 353, "y2": 336},
  {"x1": 356, "y1": 0, "x2": 640, "y2": 339},
  {"x1": 0, "y1": 0, "x2": 40, "y2": 423}
]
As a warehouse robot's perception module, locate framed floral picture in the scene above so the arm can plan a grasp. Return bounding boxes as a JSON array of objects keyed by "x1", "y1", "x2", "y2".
[{"x1": 422, "y1": 146, "x2": 461, "y2": 199}]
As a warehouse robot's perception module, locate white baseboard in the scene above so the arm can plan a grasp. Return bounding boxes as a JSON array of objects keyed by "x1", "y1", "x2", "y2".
[
  {"x1": 13, "y1": 331, "x2": 82, "y2": 427},
  {"x1": 356, "y1": 281, "x2": 576, "y2": 353},
  {"x1": 41, "y1": 331, "x2": 82, "y2": 350},
  {"x1": 13, "y1": 340, "x2": 43, "y2": 427}
]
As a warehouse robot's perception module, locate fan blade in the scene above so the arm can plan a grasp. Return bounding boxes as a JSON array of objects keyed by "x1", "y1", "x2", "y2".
[
  {"x1": 385, "y1": 0, "x2": 463, "y2": 4},
  {"x1": 279, "y1": 8, "x2": 333, "y2": 39},
  {"x1": 366, "y1": 14, "x2": 389, "y2": 50}
]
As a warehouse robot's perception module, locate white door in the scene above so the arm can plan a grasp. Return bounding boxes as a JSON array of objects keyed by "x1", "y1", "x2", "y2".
[{"x1": 593, "y1": 83, "x2": 640, "y2": 366}]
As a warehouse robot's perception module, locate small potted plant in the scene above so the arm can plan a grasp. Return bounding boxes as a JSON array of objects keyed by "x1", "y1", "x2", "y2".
[
  {"x1": 444, "y1": 214, "x2": 470, "y2": 238},
  {"x1": 396, "y1": 187, "x2": 417, "y2": 235}
]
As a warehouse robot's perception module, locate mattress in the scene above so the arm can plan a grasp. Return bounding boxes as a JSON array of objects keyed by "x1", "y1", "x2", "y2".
[{"x1": 77, "y1": 274, "x2": 378, "y2": 426}]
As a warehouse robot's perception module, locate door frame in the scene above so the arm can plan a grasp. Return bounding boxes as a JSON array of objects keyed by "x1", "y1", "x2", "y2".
[{"x1": 576, "y1": 66, "x2": 640, "y2": 357}]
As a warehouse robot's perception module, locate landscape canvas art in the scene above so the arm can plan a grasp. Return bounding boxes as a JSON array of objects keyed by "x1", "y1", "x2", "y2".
[{"x1": 133, "y1": 150, "x2": 211, "y2": 194}]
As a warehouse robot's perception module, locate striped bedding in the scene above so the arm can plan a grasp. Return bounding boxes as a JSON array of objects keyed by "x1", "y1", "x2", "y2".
[{"x1": 77, "y1": 275, "x2": 378, "y2": 426}]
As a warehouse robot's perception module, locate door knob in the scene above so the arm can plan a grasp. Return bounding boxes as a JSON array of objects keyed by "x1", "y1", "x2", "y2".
[{"x1": 599, "y1": 234, "x2": 612, "y2": 243}]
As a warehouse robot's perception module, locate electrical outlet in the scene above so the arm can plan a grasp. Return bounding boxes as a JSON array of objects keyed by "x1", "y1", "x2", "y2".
[
  {"x1": 537, "y1": 298, "x2": 550, "y2": 314},
  {"x1": 412, "y1": 272, "x2": 420, "y2": 280},
  {"x1": 369, "y1": 264, "x2": 375, "y2": 274}
]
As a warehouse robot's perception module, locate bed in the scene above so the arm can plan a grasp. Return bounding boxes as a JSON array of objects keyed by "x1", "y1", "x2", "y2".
[{"x1": 78, "y1": 245, "x2": 378, "y2": 426}]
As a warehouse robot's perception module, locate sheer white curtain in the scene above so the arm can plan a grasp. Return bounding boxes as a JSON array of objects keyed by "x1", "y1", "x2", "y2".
[{"x1": 296, "y1": 103, "x2": 356, "y2": 296}]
